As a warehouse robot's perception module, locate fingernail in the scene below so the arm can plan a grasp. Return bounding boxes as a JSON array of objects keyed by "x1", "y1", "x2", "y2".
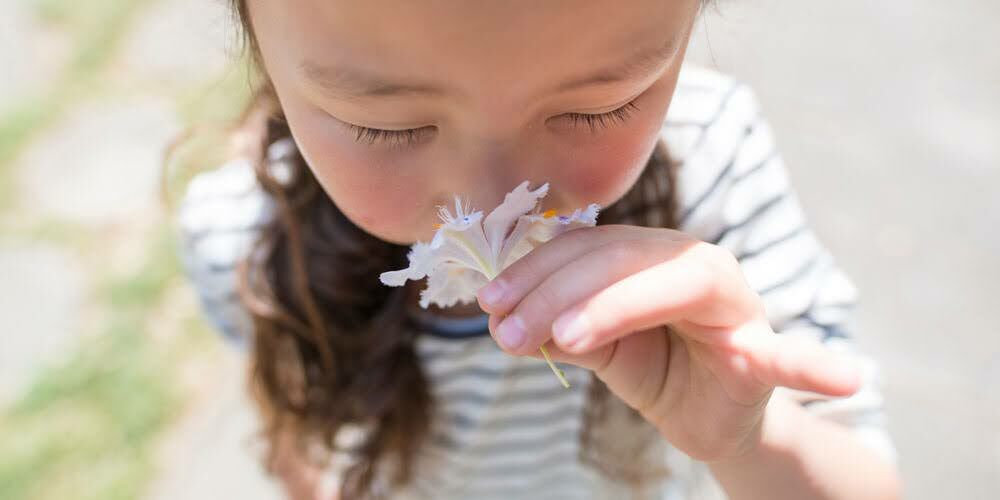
[
  {"x1": 553, "y1": 309, "x2": 588, "y2": 346},
  {"x1": 497, "y1": 314, "x2": 526, "y2": 350},
  {"x1": 479, "y1": 279, "x2": 506, "y2": 308}
]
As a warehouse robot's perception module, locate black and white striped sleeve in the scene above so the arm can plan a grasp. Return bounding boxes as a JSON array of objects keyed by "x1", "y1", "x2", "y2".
[
  {"x1": 173, "y1": 158, "x2": 273, "y2": 349},
  {"x1": 668, "y1": 80, "x2": 897, "y2": 465}
]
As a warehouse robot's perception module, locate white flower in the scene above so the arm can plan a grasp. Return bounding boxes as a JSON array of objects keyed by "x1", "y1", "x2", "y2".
[{"x1": 379, "y1": 181, "x2": 601, "y2": 310}]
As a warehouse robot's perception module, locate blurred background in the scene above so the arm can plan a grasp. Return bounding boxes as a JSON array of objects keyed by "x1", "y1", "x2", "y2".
[{"x1": 0, "y1": 0, "x2": 996, "y2": 499}]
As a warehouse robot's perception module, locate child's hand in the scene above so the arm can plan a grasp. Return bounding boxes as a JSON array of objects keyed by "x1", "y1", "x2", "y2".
[{"x1": 476, "y1": 224, "x2": 863, "y2": 463}]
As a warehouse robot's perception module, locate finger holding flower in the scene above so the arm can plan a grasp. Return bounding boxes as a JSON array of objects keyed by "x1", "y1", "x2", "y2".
[
  {"x1": 380, "y1": 180, "x2": 863, "y2": 463},
  {"x1": 478, "y1": 223, "x2": 865, "y2": 462}
]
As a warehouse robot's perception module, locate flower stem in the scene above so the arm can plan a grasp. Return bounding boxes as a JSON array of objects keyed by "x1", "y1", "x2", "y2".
[
  {"x1": 539, "y1": 345, "x2": 570, "y2": 388},
  {"x1": 485, "y1": 271, "x2": 569, "y2": 389}
]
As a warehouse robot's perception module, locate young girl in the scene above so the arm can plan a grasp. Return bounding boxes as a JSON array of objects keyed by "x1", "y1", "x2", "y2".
[{"x1": 175, "y1": 0, "x2": 900, "y2": 498}]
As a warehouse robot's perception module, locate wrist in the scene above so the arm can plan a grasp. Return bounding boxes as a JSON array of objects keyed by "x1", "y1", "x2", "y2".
[{"x1": 705, "y1": 391, "x2": 902, "y2": 500}]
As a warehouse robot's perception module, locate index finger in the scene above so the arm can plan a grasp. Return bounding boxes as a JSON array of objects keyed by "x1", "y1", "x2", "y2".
[{"x1": 476, "y1": 224, "x2": 692, "y2": 315}]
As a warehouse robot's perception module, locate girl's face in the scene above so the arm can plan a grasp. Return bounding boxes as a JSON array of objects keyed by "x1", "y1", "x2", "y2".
[{"x1": 248, "y1": 0, "x2": 701, "y2": 245}]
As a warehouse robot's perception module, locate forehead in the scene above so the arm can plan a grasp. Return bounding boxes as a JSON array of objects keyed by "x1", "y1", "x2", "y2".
[{"x1": 249, "y1": 0, "x2": 700, "y2": 93}]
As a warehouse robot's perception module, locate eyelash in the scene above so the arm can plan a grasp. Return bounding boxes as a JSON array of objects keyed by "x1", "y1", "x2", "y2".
[
  {"x1": 563, "y1": 99, "x2": 641, "y2": 133},
  {"x1": 346, "y1": 98, "x2": 641, "y2": 148},
  {"x1": 349, "y1": 126, "x2": 428, "y2": 149}
]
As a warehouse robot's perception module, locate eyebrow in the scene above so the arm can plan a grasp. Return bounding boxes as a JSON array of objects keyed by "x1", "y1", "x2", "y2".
[{"x1": 298, "y1": 31, "x2": 684, "y2": 100}]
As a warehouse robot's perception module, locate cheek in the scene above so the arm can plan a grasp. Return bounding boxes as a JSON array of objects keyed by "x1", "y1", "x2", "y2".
[
  {"x1": 553, "y1": 78, "x2": 675, "y2": 210},
  {"x1": 283, "y1": 105, "x2": 434, "y2": 245},
  {"x1": 556, "y1": 120, "x2": 662, "y2": 209}
]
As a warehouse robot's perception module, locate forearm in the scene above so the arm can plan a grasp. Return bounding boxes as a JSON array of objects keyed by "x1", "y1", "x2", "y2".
[{"x1": 706, "y1": 394, "x2": 900, "y2": 500}]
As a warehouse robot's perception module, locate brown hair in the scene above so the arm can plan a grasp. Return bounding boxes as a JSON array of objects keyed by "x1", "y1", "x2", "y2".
[{"x1": 203, "y1": 2, "x2": 690, "y2": 497}]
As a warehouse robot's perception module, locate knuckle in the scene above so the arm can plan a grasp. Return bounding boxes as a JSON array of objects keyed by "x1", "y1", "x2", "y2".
[
  {"x1": 688, "y1": 244, "x2": 743, "y2": 299},
  {"x1": 499, "y1": 251, "x2": 541, "y2": 291},
  {"x1": 530, "y1": 280, "x2": 562, "y2": 316},
  {"x1": 500, "y1": 261, "x2": 526, "y2": 287},
  {"x1": 688, "y1": 259, "x2": 723, "y2": 303},
  {"x1": 701, "y1": 242, "x2": 739, "y2": 269},
  {"x1": 603, "y1": 239, "x2": 641, "y2": 264}
]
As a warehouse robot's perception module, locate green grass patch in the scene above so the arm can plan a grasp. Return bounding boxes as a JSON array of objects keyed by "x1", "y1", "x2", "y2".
[
  {"x1": 0, "y1": 226, "x2": 207, "y2": 500},
  {"x1": 0, "y1": 317, "x2": 177, "y2": 500},
  {"x1": 0, "y1": 0, "x2": 155, "y2": 208},
  {"x1": 31, "y1": 0, "x2": 144, "y2": 36},
  {"x1": 103, "y1": 228, "x2": 182, "y2": 309},
  {"x1": 0, "y1": 218, "x2": 95, "y2": 248},
  {"x1": 0, "y1": 89, "x2": 74, "y2": 199}
]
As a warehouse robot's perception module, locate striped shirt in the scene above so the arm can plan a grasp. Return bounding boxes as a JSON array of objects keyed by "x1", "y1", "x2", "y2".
[{"x1": 175, "y1": 62, "x2": 897, "y2": 499}]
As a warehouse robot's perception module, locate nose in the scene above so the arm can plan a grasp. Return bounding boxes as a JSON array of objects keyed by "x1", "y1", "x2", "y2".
[{"x1": 461, "y1": 132, "x2": 544, "y2": 206}]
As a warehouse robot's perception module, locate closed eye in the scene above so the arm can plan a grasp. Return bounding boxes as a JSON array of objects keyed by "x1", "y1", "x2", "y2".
[
  {"x1": 344, "y1": 98, "x2": 641, "y2": 149},
  {"x1": 559, "y1": 99, "x2": 641, "y2": 133},
  {"x1": 347, "y1": 125, "x2": 435, "y2": 149}
]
